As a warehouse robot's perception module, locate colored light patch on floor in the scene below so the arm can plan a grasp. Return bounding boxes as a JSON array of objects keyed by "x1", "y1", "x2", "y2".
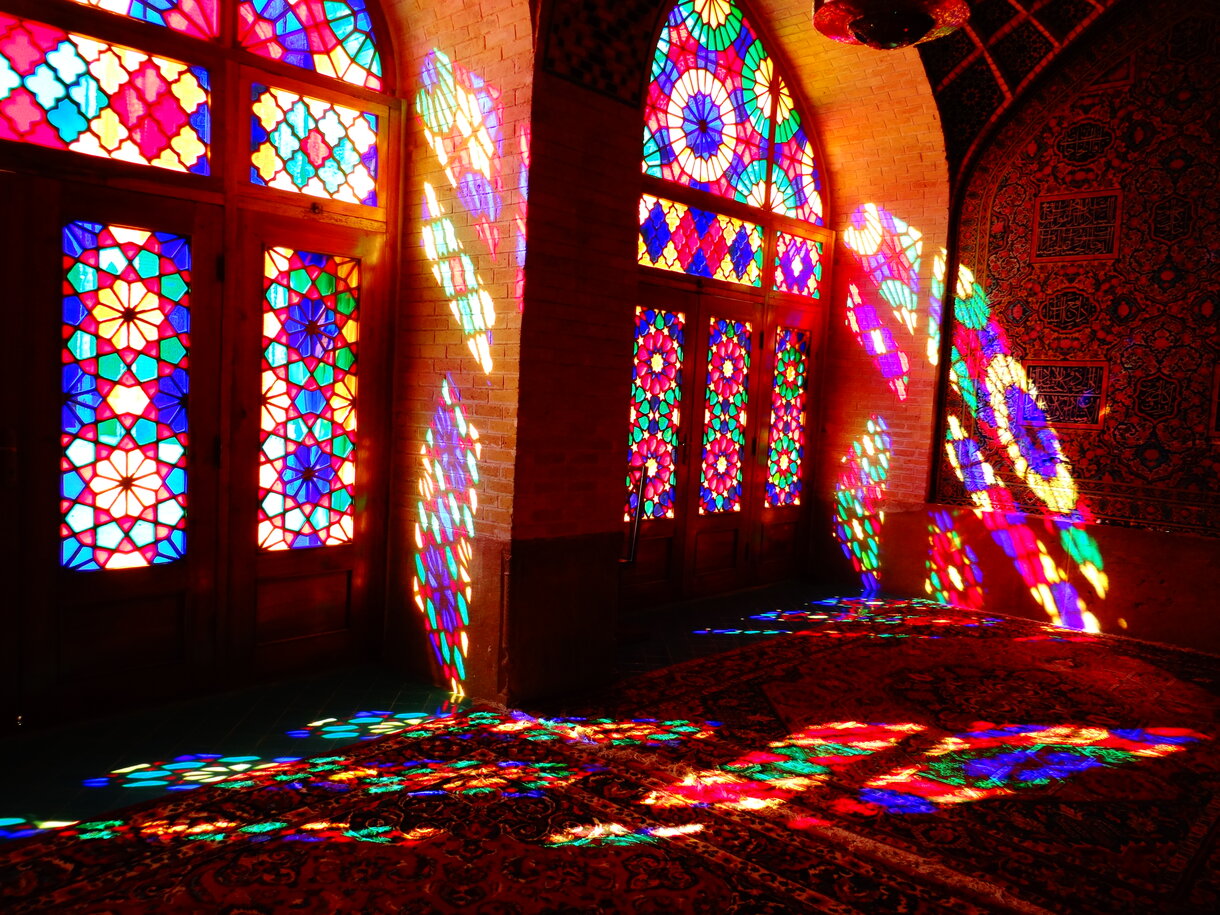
[
  {"x1": 0, "y1": 815, "x2": 438, "y2": 845},
  {"x1": 545, "y1": 822, "x2": 704, "y2": 847},
  {"x1": 855, "y1": 724, "x2": 1206, "y2": 814},
  {"x1": 540, "y1": 717, "x2": 719, "y2": 748},
  {"x1": 285, "y1": 710, "x2": 435, "y2": 740},
  {"x1": 0, "y1": 13, "x2": 211, "y2": 173},
  {"x1": 82, "y1": 754, "x2": 301, "y2": 791}
]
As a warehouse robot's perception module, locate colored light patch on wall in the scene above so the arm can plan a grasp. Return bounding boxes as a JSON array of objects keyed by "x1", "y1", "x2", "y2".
[
  {"x1": 421, "y1": 182, "x2": 496, "y2": 373},
  {"x1": 250, "y1": 84, "x2": 378, "y2": 206},
  {"x1": 770, "y1": 77, "x2": 823, "y2": 226},
  {"x1": 858, "y1": 724, "x2": 1205, "y2": 814},
  {"x1": 765, "y1": 326, "x2": 809, "y2": 507},
  {"x1": 639, "y1": 194, "x2": 763, "y2": 286},
  {"x1": 773, "y1": 232, "x2": 822, "y2": 298},
  {"x1": 413, "y1": 377, "x2": 480, "y2": 696},
  {"x1": 626, "y1": 307, "x2": 685, "y2": 520},
  {"x1": 833, "y1": 416, "x2": 891, "y2": 594},
  {"x1": 61, "y1": 221, "x2": 191, "y2": 571},
  {"x1": 415, "y1": 49, "x2": 504, "y2": 257},
  {"x1": 237, "y1": 0, "x2": 382, "y2": 90},
  {"x1": 700, "y1": 316, "x2": 751, "y2": 513},
  {"x1": 845, "y1": 282, "x2": 910, "y2": 401},
  {"x1": 68, "y1": 1, "x2": 219, "y2": 38},
  {"x1": 643, "y1": 0, "x2": 772, "y2": 206},
  {"x1": 924, "y1": 510, "x2": 985, "y2": 610},
  {"x1": 0, "y1": 13, "x2": 210, "y2": 173},
  {"x1": 258, "y1": 247, "x2": 358, "y2": 551}
]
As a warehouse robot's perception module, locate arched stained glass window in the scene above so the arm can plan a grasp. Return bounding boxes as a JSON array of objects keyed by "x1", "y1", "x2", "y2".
[
  {"x1": 237, "y1": 0, "x2": 382, "y2": 90},
  {"x1": 67, "y1": 1, "x2": 221, "y2": 38},
  {"x1": 642, "y1": 0, "x2": 825, "y2": 234}
]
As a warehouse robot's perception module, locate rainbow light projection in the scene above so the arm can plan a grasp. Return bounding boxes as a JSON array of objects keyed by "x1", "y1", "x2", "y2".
[
  {"x1": 0, "y1": 12, "x2": 211, "y2": 173},
  {"x1": 514, "y1": 127, "x2": 529, "y2": 311},
  {"x1": 625, "y1": 307, "x2": 686, "y2": 521},
  {"x1": 832, "y1": 417, "x2": 891, "y2": 594},
  {"x1": 638, "y1": 194, "x2": 764, "y2": 286},
  {"x1": 855, "y1": 724, "x2": 1204, "y2": 814},
  {"x1": 0, "y1": 815, "x2": 440, "y2": 846},
  {"x1": 83, "y1": 754, "x2": 301, "y2": 791},
  {"x1": 237, "y1": 1, "x2": 382, "y2": 90},
  {"x1": 545, "y1": 823, "x2": 704, "y2": 847},
  {"x1": 416, "y1": 49, "x2": 504, "y2": 258},
  {"x1": 61, "y1": 221, "x2": 191, "y2": 571},
  {"x1": 765, "y1": 326, "x2": 810, "y2": 507},
  {"x1": 924, "y1": 509, "x2": 985, "y2": 609},
  {"x1": 700, "y1": 316, "x2": 752, "y2": 513},
  {"x1": 258, "y1": 247, "x2": 358, "y2": 551},
  {"x1": 412, "y1": 48, "x2": 513, "y2": 696},
  {"x1": 413, "y1": 377, "x2": 481, "y2": 696},
  {"x1": 420, "y1": 184, "x2": 496, "y2": 375},
  {"x1": 250, "y1": 84, "x2": 378, "y2": 206},
  {"x1": 69, "y1": 1, "x2": 220, "y2": 38}
]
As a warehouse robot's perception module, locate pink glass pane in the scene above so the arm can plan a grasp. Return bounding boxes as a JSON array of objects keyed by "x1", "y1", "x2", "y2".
[
  {"x1": 699, "y1": 316, "x2": 751, "y2": 514},
  {"x1": 765, "y1": 327, "x2": 809, "y2": 508},
  {"x1": 67, "y1": 1, "x2": 219, "y2": 39},
  {"x1": 626, "y1": 307, "x2": 685, "y2": 521},
  {"x1": 238, "y1": 1, "x2": 382, "y2": 91}
]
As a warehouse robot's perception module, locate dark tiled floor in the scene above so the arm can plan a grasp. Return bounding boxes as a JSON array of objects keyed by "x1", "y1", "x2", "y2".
[{"x1": 0, "y1": 580, "x2": 863, "y2": 832}]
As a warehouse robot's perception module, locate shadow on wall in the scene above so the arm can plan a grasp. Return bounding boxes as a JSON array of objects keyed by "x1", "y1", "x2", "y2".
[{"x1": 832, "y1": 205, "x2": 1109, "y2": 632}]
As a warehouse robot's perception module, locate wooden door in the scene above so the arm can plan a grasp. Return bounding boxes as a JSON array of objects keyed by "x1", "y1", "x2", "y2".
[{"x1": 224, "y1": 212, "x2": 387, "y2": 676}]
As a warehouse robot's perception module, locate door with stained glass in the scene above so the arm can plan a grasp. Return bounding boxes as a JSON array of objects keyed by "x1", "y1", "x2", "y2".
[{"x1": 9, "y1": 180, "x2": 223, "y2": 710}]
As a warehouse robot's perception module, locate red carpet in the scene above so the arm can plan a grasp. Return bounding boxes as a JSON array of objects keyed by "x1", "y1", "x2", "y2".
[{"x1": 2, "y1": 599, "x2": 1217, "y2": 913}]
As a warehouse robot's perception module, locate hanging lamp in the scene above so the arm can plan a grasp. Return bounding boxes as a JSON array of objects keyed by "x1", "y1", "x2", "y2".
[{"x1": 813, "y1": 0, "x2": 971, "y2": 50}]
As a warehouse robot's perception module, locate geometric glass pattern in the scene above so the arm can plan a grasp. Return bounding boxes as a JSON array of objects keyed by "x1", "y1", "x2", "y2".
[
  {"x1": 643, "y1": 0, "x2": 773, "y2": 206},
  {"x1": 773, "y1": 232, "x2": 822, "y2": 298},
  {"x1": 413, "y1": 376, "x2": 480, "y2": 695},
  {"x1": 250, "y1": 84, "x2": 378, "y2": 206},
  {"x1": 67, "y1": 1, "x2": 220, "y2": 39},
  {"x1": 237, "y1": 0, "x2": 382, "y2": 91},
  {"x1": 626, "y1": 307, "x2": 685, "y2": 521},
  {"x1": 764, "y1": 327, "x2": 809, "y2": 508},
  {"x1": 0, "y1": 13, "x2": 211, "y2": 174},
  {"x1": 61, "y1": 221, "x2": 191, "y2": 571},
  {"x1": 638, "y1": 193, "x2": 763, "y2": 287},
  {"x1": 259, "y1": 247, "x2": 358, "y2": 551},
  {"x1": 769, "y1": 77, "x2": 824, "y2": 226},
  {"x1": 699, "y1": 316, "x2": 751, "y2": 514}
]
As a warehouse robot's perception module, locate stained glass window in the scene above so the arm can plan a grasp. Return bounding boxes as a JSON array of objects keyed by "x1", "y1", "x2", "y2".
[
  {"x1": 769, "y1": 77, "x2": 823, "y2": 226},
  {"x1": 68, "y1": 1, "x2": 220, "y2": 39},
  {"x1": 61, "y1": 220, "x2": 191, "y2": 571},
  {"x1": 643, "y1": 0, "x2": 772, "y2": 206},
  {"x1": 626, "y1": 308, "x2": 686, "y2": 520},
  {"x1": 413, "y1": 376, "x2": 480, "y2": 695},
  {"x1": 638, "y1": 194, "x2": 763, "y2": 286},
  {"x1": 259, "y1": 247, "x2": 358, "y2": 551},
  {"x1": 250, "y1": 84, "x2": 378, "y2": 206},
  {"x1": 764, "y1": 327, "x2": 809, "y2": 507},
  {"x1": 238, "y1": 1, "x2": 382, "y2": 91},
  {"x1": 0, "y1": 12, "x2": 211, "y2": 173},
  {"x1": 699, "y1": 317, "x2": 751, "y2": 514},
  {"x1": 773, "y1": 232, "x2": 822, "y2": 297}
]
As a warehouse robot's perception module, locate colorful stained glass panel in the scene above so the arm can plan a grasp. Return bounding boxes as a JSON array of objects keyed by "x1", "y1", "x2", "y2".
[
  {"x1": 413, "y1": 377, "x2": 480, "y2": 695},
  {"x1": 251, "y1": 84, "x2": 378, "y2": 206},
  {"x1": 643, "y1": 0, "x2": 773, "y2": 205},
  {"x1": 61, "y1": 221, "x2": 191, "y2": 571},
  {"x1": 639, "y1": 194, "x2": 762, "y2": 286},
  {"x1": 774, "y1": 232, "x2": 822, "y2": 298},
  {"x1": 259, "y1": 247, "x2": 359, "y2": 550},
  {"x1": 0, "y1": 13, "x2": 211, "y2": 173},
  {"x1": 238, "y1": 1, "x2": 382, "y2": 91},
  {"x1": 68, "y1": 1, "x2": 220, "y2": 39},
  {"x1": 626, "y1": 307, "x2": 685, "y2": 520},
  {"x1": 700, "y1": 316, "x2": 751, "y2": 514},
  {"x1": 765, "y1": 327, "x2": 809, "y2": 507},
  {"x1": 770, "y1": 78, "x2": 824, "y2": 226}
]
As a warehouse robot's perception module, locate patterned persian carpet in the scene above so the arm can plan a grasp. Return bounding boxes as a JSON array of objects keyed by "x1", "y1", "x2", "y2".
[{"x1": 2, "y1": 599, "x2": 1218, "y2": 913}]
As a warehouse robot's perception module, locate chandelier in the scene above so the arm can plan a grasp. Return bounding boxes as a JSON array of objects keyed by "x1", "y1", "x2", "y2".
[{"x1": 813, "y1": 0, "x2": 971, "y2": 50}]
